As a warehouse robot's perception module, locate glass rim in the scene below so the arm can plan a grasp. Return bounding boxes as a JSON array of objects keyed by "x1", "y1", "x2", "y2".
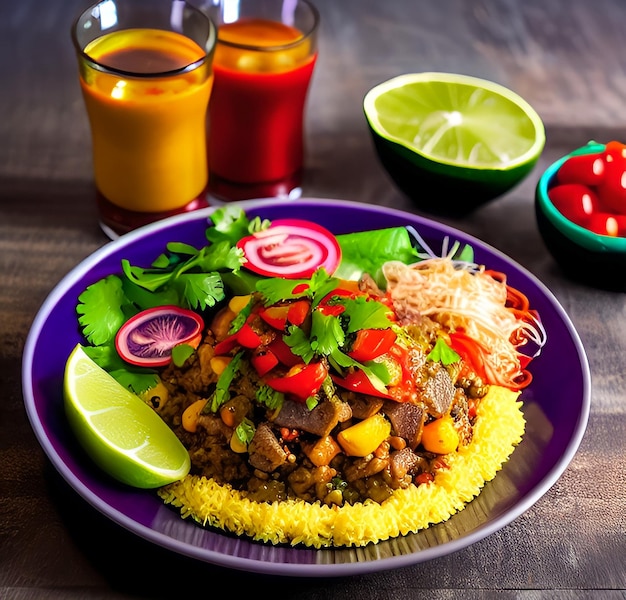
[
  {"x1": 71, "y1": 2, "x2": 217, "y2": 79},
  {"x1": 216, "y1": 0, "x2": 319, "y2": 53}
]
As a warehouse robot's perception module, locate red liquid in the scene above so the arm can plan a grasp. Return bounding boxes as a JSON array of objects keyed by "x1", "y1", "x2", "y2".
[{"x1": 208, "y1": 19, "x2": 317, "y2": 200}]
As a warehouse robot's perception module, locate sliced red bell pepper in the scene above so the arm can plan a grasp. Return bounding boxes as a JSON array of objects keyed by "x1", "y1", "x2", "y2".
[
  {"x1": 331, "y1": 370, "x2": 390, "y2": 399},
  {"x1": 347, "y1": 328, "x2": 397, "y2": 362},
  {"x1": 258, "y1": 305, "x2": 290, "y2": 330},
  {"x1": 250, "y1": 347, "x2": 279, "y2": 377},
  {"x1": 317, "y1": 286, "x2": 363, "y2": 317},
  {"x1": 213, "y1": 322, "x2": 262, "y2": 355},
  {"x1": 448, "y1": 331, "x2": 489, "y2": 382},
  {"x1": 265, "y1": 362, "x2": 328, "y2": 402},
  {"x1": 287, "y1": 300, "x2": 310, "y2": 326},
  {"x1": 267, "y1": 337, "x2": 302, "y2": 367},
  {"x1": 259, "y1": 300, "x2": 310, "y2": 331}
]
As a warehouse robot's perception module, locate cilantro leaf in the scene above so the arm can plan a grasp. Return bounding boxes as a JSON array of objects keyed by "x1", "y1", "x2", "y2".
[
  {"x1": 427, "y1": 337, "x2": 461, "y2": 366},
  {"x1": 76, "y1": 275, "x2": 131, "y2": 346},
  {"x1": 256, "y1": 268, "x2": 338, "y2": 306},
  {"x1": 110, "y1": 368, "x2": 159, "y2": 395},
  {"x1": 310, "y1": 311, "x2": 345, "y2": 356},
  {"x1": 121, "y1": 277, "x2": 180, "y2": 310},
  {"x1": 284, "y1": 325, "x2": 315, "y2": 364},
  {"x1": 235, "y1": 418, "x2": 256, "y2": 445},
  {"x1": 207, "y1": 351, "x2": 243, "y2": 413},
  {"x1": 256, "y1": 384, "x2": 284, "y2": 412},
  {"x1": 121, "y1": 260, "x2": 173, "y2": 292},
  {"x1": 82, "y1": 344, "x2": 159, "y2": 394},
  {"x1": 335, "y1": 295, "x2": 393, "y2": 333},
  {"x1": 206, "y1": 206, "x2": 269, "y2": 245},
  {"x1": 174, "y1": 272, "x2": 225, "y2": 311}
]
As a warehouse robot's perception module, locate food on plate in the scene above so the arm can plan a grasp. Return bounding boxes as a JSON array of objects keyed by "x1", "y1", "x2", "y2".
[
  {"x1": 68, "y1": 206, "x2": 546, "y2": 547},
  {"x1": 115, "y1": 306, "x2": 204, "y2": 367},
  {"x1": 64, "y1": 344, "x2": 190, "y2": 488}
]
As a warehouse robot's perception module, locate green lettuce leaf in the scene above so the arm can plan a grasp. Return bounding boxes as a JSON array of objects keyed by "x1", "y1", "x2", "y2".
[{"x1": 334, "y1": 227, "x2": 419, "y2": 289}]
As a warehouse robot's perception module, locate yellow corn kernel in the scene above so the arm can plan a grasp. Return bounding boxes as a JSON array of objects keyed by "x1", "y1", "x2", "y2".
[
  {"x1": 139, "y1": 379, "x2": 169, "y2": 408},
  {"x1": 228, "y1": 294, "x2": 252, "y2": 314},
  {"x1": 421, "y1": 416, "x2": 459, "y2": 454},
  {"x1": 210, "y1": 355, "x2": 232, "y2": 375},
  {"x1": 337, "y1": 413, "x2": 391, "y2": 457},
  {"x1": 182, "y1": 399, "x2": 207, "y2": 433}
]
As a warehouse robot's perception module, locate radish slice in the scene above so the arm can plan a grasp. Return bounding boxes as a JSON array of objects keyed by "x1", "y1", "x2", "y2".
[
  {"x1": 115, "y1": 306, "x2": 204, "y2": 367},
  {"x1": 237, "y1": 219, "x2": 341, "y2": 279}
]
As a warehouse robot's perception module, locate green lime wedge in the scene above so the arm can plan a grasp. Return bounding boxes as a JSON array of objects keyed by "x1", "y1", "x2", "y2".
[
  {"x1": 363, "y1": 72, "x2": 546, "y2": 214},
  {"x1": 63, "y1": 344, "x2": 190, "y2": 488}
]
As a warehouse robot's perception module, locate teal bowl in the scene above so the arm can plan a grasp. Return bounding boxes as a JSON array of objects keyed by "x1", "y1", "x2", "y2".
[{"x1": 535, "y1": 141, "x2": 626, "y2": 289}]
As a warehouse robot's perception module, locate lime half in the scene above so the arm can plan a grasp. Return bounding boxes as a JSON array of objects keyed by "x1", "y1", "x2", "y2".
[
  {"x1": 63, "y1": 344, "x2": 190, "y2": 488},
  {"x1": 364, "y1": 72, "x2": 546, "y2": 214}
]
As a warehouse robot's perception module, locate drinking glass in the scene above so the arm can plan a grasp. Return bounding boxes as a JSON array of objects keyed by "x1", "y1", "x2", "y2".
[
  {"x1": 205, "y1": 0, "x2": 319, "y2": 202},
  {"x1": 72, "y1": 0, "x2": 217, "y2": 237}
]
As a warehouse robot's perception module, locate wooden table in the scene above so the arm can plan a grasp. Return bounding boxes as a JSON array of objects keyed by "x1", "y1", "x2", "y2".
[{"x1": 2, "y1": 0, "x2": 625, "y2": 597}]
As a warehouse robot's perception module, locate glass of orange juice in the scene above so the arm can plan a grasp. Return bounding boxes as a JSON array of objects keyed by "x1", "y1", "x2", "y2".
[
  {"x1": 205, "y1": 0, "x2": 319, "y2": 203},
  {"x1": 72, "y1": 0, "x2": 217, "y2": 238}
]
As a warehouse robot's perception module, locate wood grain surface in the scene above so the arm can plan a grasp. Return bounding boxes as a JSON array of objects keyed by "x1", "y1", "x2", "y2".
[{"x1": 1, "y1": 0, "x2": 625, "y2": 597}]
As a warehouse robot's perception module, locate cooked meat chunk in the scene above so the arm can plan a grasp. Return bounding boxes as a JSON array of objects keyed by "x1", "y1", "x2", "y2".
[
  {"x1": 248, "y1": 423, "x2": 288, "y2": 473},
  {"x1": 196, "y1": 412, "x2": 231, "y2": 439},
  {"x1": 389, "y1": 447, "x2": 427, "y2": 481},
  {"x1": 162, "y1": 342, "x2": 217, "y2": 395},
  {"x1": 422, "y1": 365, "x2": 455, "y2": 417},
  {"x1": 346, "y1": 393, "x2": 384, "y2": 420},
  {"x1": 383, "y1": 401, "x2": 425, "y2": 449},
  {"x1": 273, "y1": 396, "x2": 352, "y2": 437}
]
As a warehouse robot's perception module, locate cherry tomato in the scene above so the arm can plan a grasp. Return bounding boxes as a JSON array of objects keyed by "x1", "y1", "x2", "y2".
[
  {"x1": 556, "y1": 152, "x2": 605, "y2": 187},
  {"x1": 603, "y1": 140, "x2": 626, "y2": 163},
  {"x1": 586, "y1": 213, "x2": 626, "y2": 237},
  {"x1": 596, "y1": 141, "x2": 626, "y2": 214},
  {"x1": 547, "y1": 183, "x2": 601, "y2": 227}
]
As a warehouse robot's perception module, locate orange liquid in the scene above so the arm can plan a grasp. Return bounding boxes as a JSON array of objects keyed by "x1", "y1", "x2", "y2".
[
  {"x1": 80, "y1": 29, "x2": 213, "y2": 213},
  {"x1": 209, "y1": 19, "x2": 316, "y2": 196}
]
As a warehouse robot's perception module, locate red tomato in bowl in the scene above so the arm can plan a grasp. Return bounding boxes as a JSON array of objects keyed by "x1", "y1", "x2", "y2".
[{"x1": 547, "y1": 183, "x2": 601, "y2": 227}]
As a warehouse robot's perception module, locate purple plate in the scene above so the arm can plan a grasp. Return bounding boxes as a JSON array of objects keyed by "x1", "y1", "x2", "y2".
[{"x1": 22, "y1": 198, "x2": 590, "y2": 577}]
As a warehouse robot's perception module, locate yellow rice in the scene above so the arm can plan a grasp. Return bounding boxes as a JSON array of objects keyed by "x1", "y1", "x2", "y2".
[{"x1": 157, "y1": 385, "x2": 525, "y2": 548}]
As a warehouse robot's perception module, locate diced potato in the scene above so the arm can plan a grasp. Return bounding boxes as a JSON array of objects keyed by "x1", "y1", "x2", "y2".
[{"x1": 337, "y1": 414, "x2": 391, "y2": 457}]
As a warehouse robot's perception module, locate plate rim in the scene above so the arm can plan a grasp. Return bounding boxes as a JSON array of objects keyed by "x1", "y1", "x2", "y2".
[{"x1": 21, "y1": 197, "x2": 591, "y2": 577}]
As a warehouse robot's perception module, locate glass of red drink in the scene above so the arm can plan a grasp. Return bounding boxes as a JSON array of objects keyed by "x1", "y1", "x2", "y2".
[
  {"x1": 72, "y1": 0, "x2": 217, "y2": 238},
  {"x1": 205, "y1": 0, "x2": 319, "y2": 203}
]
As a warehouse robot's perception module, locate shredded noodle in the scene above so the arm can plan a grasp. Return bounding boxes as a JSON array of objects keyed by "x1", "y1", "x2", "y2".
[{"x1": 383, "y1": 258, "x2": 546, "y2": 389}]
